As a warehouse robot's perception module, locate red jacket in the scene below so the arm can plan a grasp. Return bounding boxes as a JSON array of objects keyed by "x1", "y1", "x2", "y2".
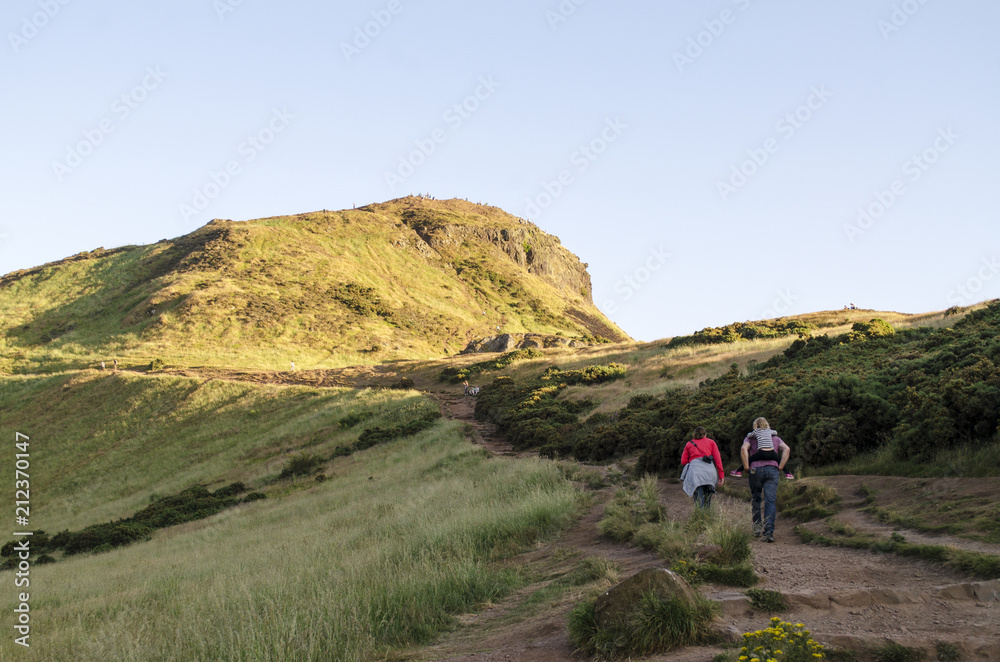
[{"x1": 681, "y1": 437, "x2": 724, "y2": 482}]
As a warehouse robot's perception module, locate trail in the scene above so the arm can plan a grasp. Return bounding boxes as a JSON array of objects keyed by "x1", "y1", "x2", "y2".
[
  {"x1": 159, "y1": 365, "x2": 1000, "y2": 660},
  {"x1": 421, "y1": 387, "x2": 1000, "y2": 661}
]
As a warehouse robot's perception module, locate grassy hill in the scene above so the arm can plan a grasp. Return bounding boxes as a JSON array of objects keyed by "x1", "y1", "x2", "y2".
[
  {"x1": 4, "y1": 197, "x2": 999, "y2": 660},
  {"x1": 0, "y1": 372, "x2": 581, "y2": 660},
  {"x1": 0, "y1": 196, "x2": 628, "y2": 374},
  {"x1": 465, "y1": 301, "x2": 1000, "y2": 480}
]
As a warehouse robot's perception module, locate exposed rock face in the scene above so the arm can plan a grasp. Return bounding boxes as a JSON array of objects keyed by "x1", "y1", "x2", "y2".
[
  {"x1": 593, "y1": 568, "x2": 699, "y2": 630},
  {"x1": 398, "y1": 211, "x2": 594, "y2": 303}
]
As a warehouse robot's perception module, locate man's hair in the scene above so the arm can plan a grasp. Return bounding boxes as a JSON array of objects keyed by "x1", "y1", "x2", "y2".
[
  {"x1": 693, "y1": 426, "x2": 707, "y2": 439},
  {"x1": 753, "y1": 417, "x2": 770, "y2": 430}
]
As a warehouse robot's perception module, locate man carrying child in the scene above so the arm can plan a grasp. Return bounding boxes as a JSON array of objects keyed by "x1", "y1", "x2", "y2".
[{"x1": 739, "y1": 417, "x2": 791, "y2": 543}]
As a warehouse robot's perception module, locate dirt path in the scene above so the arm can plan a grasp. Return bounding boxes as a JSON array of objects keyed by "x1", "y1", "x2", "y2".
[{"x1": 160, "y1": 366, "x2": 1000, "y2": 659}]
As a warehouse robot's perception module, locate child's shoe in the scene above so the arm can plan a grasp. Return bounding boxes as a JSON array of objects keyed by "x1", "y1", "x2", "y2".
[
  {"x1": 729, "y1": 469, "x2": 742, "y2": 478},
  {"x1": 785, "y1": 472, "x2": 795, "y2": 480}
]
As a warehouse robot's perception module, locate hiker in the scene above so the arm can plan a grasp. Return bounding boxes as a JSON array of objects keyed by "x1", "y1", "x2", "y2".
[
  {"x1": 740, "y1": 417, "x2": 790, "y2": 542},
  {"x1": 730, "y1": 424, "x2": 792, "y2": 479},
  {"x1": 113, "y1": 359, "x2": 119, "y2": 371},
  {"x1": 100, "y1": 361, "x2": 106, "y2": 370},
  {"x1": 680, "y1": 426, "x2": 724, "y2": 509},
  {"x1": 462, "y1": 380, "x2": 469, "y2": 395}
]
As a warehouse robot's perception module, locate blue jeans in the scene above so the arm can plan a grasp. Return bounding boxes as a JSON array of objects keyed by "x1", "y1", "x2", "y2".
[
  {"x1": 749, "y1": 465, "x2": 779, "y2": 536},
  {"x1": 693, "y1": 485, "x2": 714, "y2": 509}
]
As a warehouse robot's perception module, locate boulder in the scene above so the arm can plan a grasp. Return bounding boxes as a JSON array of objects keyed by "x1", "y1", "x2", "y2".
[{"x1": 593, "y1": 568, "x2": 699, "y2": 630}]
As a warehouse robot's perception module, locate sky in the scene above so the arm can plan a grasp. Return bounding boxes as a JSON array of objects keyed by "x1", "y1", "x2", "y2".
[{"x1": 2, "y1": 0, "x2": 998, "y2": 342}]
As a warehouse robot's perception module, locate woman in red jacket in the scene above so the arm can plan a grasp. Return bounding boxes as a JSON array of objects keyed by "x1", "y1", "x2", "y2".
[{"x1": 680, "y1": 426, "x2": 725, "y2": 509}]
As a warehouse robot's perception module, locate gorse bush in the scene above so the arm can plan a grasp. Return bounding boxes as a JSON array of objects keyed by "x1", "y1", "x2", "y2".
[
  {"x1": 439, "y1": 348, "x2": 543, "y2": 383},
  {"x1": 475, "y1": 367, "x2": 615, "y2": 456},
  {"x1": 666, "y1": 320, "x2": 814, "y2": 349},
  {"x1": 1, "y1": 483, "x2": 252, "y2": 562},
  {"x1": 472, "y1": 302, "x2": 1000, "y2": 474},
  {"x1": 353, "y1": 411, "x2": 441, "y2": 451},
  {"x1": 279, "y1": 453, "x2": 323, "y2": 478}
]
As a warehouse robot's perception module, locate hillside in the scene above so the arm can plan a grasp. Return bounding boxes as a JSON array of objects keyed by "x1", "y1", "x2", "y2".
[{"x1": 0, "y1": 196, "x2": 628, "y2": 373}]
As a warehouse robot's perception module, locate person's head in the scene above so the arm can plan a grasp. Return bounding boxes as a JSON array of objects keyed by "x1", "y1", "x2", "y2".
[
  {"x1": 693, "y1": 426, "x2": 707, "y2": 439},
  {"x1": 753, "y1": 417, "x2": 770, "y2": 430}
]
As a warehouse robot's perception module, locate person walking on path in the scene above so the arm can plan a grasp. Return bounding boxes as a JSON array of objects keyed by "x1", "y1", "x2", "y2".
[
  {"x1": 740, "y1": 417, "x2": 790, "y2": 543},
  {"x1": 680, "y1": 426, "x2": 724, "y2": 509}
]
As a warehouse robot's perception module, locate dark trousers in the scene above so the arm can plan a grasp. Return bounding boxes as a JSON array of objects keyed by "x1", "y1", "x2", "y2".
[
  {"x1": 693, "y1": 485, "x2": 714, "y2": 509},
  {"x1": 749, "y1": 465, "x2": 779, "y2": 536}
]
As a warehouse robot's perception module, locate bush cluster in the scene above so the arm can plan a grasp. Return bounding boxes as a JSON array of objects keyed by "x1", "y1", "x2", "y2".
[
  {"x1": 557, "y1": 305, "x2": 1000, "y2": 474},
  {"x1": 439, "y1": 348, "x2": 543, "y2": 384},
  {"x1": 1, "y1": 482, "x2": 259, "y2": 564},
  {"x1": 473, "y1": 362, "x2": 626, "y2": 456},
  {"x1": 666, "y1": 319, "x2": 814, "y2": 349}
]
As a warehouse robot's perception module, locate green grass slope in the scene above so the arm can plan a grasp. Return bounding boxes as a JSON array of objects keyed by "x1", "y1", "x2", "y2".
[
  {"x1": 0, "y1": 371, "x2": 581, "y2": 661},
  {"x1": 0, "y1": 196, "x2": 628, "y2": 374}
]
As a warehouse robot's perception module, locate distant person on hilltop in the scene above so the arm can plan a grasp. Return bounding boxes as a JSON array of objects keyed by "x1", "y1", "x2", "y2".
[
  {"x1": 680, "y1": 427, "x2": 724, "y2": 509},
  {"x1": 740, "y1": 417, "x2": 791, "y2": 543}
]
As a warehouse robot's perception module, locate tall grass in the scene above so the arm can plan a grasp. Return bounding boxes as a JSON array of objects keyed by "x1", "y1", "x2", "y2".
[
  {"x1": 0, "y1": 371, "x2": 436, "y2": 531},
  {"x1": 1, "y1": 420, "x2": 581, "y2": 661}
]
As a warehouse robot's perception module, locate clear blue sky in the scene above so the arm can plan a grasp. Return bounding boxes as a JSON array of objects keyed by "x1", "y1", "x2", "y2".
[{"x1": 2, "y1": 0, "x2": 998, "y2": 341}]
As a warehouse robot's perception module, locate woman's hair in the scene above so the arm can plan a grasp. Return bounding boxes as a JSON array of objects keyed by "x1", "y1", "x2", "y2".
[
  {"x1": 753, "y1": 417, "x2": 770, "y2": 430},
  {"x1": 693, "y1": 426, "x2": 707, "y2": 439}
]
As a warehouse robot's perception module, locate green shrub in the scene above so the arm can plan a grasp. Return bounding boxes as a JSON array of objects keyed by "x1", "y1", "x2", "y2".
[
  {"x1": 567, "y1": 557, "x2": 620, "y2": 586},
  {"x1": 338, "y1": 411, "x2": 374, "y2": 428},
  {"x1": 280, "y1": 453, "x2": 323, "y2": 478},
  {"x1": 568, "y1": 591, "x2": 719, "y2": 659},
  {"x1": 353, "y1": 412, "x2": 441, "y2": 451},
  {"x1": 4, "y1": 482, "x2": 251, "y2": 558},
  {"x1": 708, "y1": 526, "x2": 753, "y2": 565},
  {"x1": 780, "y1": 482, "x2": 841, "y2": 521},
  {"x1": 149, "y1": 358, "x2": 165, "y2": 371},
  {"x1": 873, "y1": 642, "x2": 925, "y2": 662},
  {"x1": 439, "y1": 348, "x2": 543, "y2": 383},
  {"x1": 696, "y1": 562, "x2": 758, "y2": 588},
  {"x1": 934, "y1": 642, "x2": 962, "y2": 662},
  {"x1": 242, "y1": 492, "x2": 267, "y2": 503},
  {"x1": 745, "y1": 588, "x2": 787, "y2": 612}
]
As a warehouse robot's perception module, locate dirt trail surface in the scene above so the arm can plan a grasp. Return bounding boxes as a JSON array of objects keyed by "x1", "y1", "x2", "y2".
[
  {"x1": 416, "y1": 391, "x2": 1000, "y2": 662},
  {"x1": 161, "y1": 365, "x2": 999, "y2": 660}
]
